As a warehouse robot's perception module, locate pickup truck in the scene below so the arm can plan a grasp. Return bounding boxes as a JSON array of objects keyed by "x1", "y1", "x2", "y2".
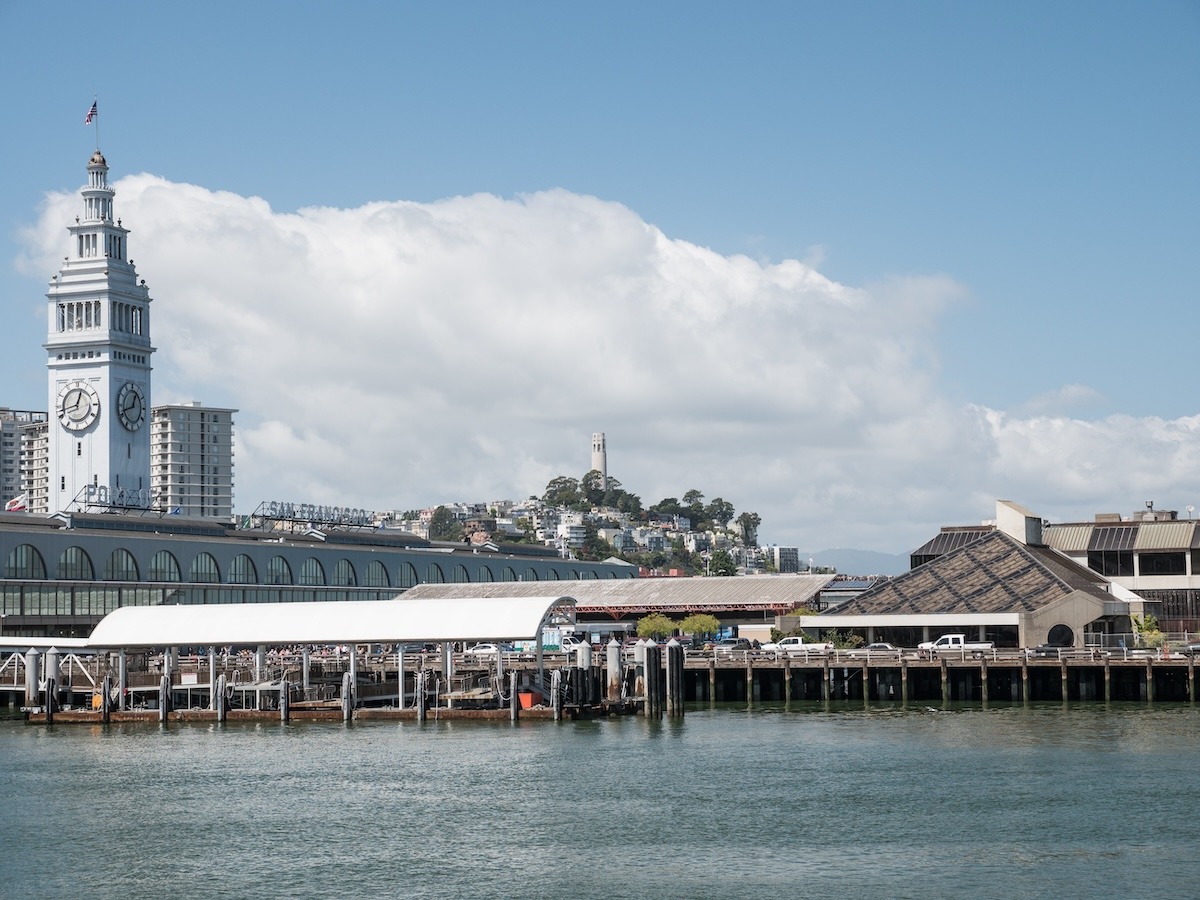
[
  {"x1": 761, "y1": 635, "x2": 832, "y2": 656},
  {"x1": 917, "y1": 634, "x2": 994, "y2": 657}
]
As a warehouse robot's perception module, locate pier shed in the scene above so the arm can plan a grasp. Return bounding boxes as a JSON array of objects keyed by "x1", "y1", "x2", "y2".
[{"x1": 802, "y1": 502, "x2": 1129, "y2": 648}]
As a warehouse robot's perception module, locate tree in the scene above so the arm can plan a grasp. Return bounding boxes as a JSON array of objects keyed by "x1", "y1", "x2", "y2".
[
  {"x1": 543, "y1": 475, "x2": 583, "y2": 509},
  {"x1": 735, "y1": 511, "x2": 761, "y2": 544},
  {"x1": 705, "y1": 497, "x2": 734, "y2": 528},
  {"x1": 680, "y1": 613, "x2": 721, "y2": 639},
  {"x1": 637, "y1": 612, "x2": 676, "y2": 640},
  {"x1": 1133, "y1": 613, "x2": 1164, "y2": 648},
  {"x1": 428, "y1": 506, "x2": 462, "y2": 541},
  {"x1": 708, "y1": 549, "x2": 737, "y2": 576},
  {"x1": 581, "y1": 469, "x2": 607, "y2": 506}
]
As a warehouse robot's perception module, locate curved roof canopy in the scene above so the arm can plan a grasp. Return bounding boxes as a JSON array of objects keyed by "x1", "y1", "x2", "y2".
[{"x1": 86, "y1": 595, "x2": 575, "y2": 649}]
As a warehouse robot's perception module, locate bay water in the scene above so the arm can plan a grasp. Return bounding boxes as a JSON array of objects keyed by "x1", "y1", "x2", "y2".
[{"x1": 2, "y1": 702, "x2": 1196, "y2": 899}]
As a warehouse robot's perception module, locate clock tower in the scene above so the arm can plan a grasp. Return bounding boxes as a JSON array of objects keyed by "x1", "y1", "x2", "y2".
[{"x1": 45, "y1": 150, "x2": 155, "y2": 512}]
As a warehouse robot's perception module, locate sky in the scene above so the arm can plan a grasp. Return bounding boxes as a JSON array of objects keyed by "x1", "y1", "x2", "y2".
[{"x1": 1, "y1": 2, "x2": 1198, "y2": 555}]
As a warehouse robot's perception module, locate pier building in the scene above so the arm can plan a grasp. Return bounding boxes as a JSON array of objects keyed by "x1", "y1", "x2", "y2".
[{"x1": 803, "y1": 501, "x2": 1142, "y2": 648}]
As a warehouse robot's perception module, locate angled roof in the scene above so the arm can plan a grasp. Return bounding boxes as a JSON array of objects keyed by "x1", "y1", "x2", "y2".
[
  {"x1": 405, "y1": 574, "x2": 834, "y2": 614},
  {"x1": 86, "y1": 595, "x2": 575, "y2": 648},
  {"x1": 911, "y1": 526, "x2": 994, "y2": 558},
  {"x1": 829, "y1": 530, "x2": 1111, "y2": 617}
]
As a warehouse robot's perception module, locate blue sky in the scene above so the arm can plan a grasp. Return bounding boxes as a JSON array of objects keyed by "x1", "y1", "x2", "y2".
[{"x1": 2, "y1": 2, "x2": 1198, "y2": 554}]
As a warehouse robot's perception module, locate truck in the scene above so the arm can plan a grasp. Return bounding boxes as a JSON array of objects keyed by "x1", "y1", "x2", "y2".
[
  {"x1": 917, "y1": 634, "x2": 994, "y2": 658},
  {"x1": 761, "y1": 635, "x2": 833, "y2": 656}
]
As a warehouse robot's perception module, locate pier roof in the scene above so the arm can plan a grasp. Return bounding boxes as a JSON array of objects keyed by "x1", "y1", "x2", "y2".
[
  {"x1": 404, "y1": 574, "x2": 833, "y2": 614},
  {"x1": 86, "y1": 595, "x2": 574, "y2": 648}
]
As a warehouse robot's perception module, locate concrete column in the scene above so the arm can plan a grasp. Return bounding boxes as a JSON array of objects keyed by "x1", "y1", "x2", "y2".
[
  {"x1": 45, "y1": 648, "x2": 60, "y2": 710},
  {"x1": 118, "y1": 650, "x2": 127, "y2": 710},
  {"x1": 44, "y1": 677, "x2": 55, "y2": 723},
  {"x1": 510, "y1": 671, "x2": 519, "y2": 721},
  {"x1": 342, "y1": 671, "x2": 353, "y2": 722},
  {"x1": 416, "y1": 670, "x2": 426, "y2": 723},
  {"x1": 158, "y1": 674, "x2": 170, "y2": 723},
  {"x1": 349, "y1": 648, "x2": 359, "y2": 705},
  {"x1": 208, "y1": 647, "x2": 217, "y2": 710},
  {"x1": 606, "y1": 639, "x2": 621, "y2": 702},
  {"x1": 216, "y1": 673, "x2": 227, "y2": 722},
  {"x1": 551, "y1": 668, "x2": 562, "y2": 721},
  {"x1": 301, "y1": 647, "x2": 311, "y2": 693},
  {"x1": 577, "y1": 643, "x2": 593, "y2": 707},
  {"x1": 24, "y1": 649, "x2": 41, "y2": 708},
  {"x1": 280, "y1": 680, "x2": 289, "y2": 723},
  {"x1": 101, "y1": 673, "x2": 111, "y2": 724}
]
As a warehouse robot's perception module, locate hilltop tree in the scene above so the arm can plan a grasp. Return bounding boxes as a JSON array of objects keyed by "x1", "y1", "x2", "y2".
[
  {"x1": 543, "y1": 476, "x2": 584, "y2": 510},
  {"x1": 428, "y1": 506, "x2": 463, "y2": 541},
  {"x1": 736, "y1": 511, "x2": 761, "y2": 544},
  {"x1": 705, "y1": 497, "x2": 734, "y2": 528}
]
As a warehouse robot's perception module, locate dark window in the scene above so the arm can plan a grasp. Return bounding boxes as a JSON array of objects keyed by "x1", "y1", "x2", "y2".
[
  {"x1": 1087, "y1": 550, "x2": 1134, "y2": 577},
  {"x1": 149, "y1": 550, "x2": 181, "y2": 582},
  {"x1": 4, "y1": 544, "x2": 46, "y2": 579},
  {"x1": 1139, "y1": 552, "x2": 1186, "y2": 576},
  {"x1": 104, "y1": 549, "x2": 139, "y2": 581}
]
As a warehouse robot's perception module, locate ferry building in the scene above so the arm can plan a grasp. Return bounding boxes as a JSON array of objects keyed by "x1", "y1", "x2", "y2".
[{"x1": 0, "y1": 149, "x2": 633, "y2": 638}]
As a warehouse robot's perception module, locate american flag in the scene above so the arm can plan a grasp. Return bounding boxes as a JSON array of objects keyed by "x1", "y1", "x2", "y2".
[{"x1": 84, "y1": 100, "x2": 97, "y2": 125}]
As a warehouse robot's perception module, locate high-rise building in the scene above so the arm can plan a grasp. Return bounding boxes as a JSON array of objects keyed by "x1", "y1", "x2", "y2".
[
  {"x1": 44, "y1": 150, "x2": 154, "y2": 512},
  {"x1": 591, "y1": 432, "x2": 607, "y2": 488},
  {"x1": 151, "y1": 402, "x2": 237, "y2": 518},
  {"x1": 1, "y1": 409, "x2": 45, "y2": 509}
]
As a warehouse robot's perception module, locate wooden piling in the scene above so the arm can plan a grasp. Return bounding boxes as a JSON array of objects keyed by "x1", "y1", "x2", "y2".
[
  {"x1": 1021, "y1": 658, "x2": 1029, "y2": 702},
  {"x1": 900, "y1": 660, "x2": 909, "y2": 705},
  {"x1": 1061, "y1": 660, "x2": 1069, "y2": 702},
  {"x1": 940, "y1": 659, "x2": 949, "y2": 704},
  {"x1": 979, "y1": 658, "x2": 988, "y2": 704},
  {"x1": 783, "y1": 655, "x2": 792, "y2": 703},
  {"x1": 1189, "y1": 656, "x2": 1195, "y2": 703},
  {"x1": 1146, "y1": 659, "x2": 1155, "y2": 703}
]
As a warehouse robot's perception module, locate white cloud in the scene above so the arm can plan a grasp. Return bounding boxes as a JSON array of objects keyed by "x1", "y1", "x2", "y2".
[{"x1": 22, "y1": 177, "x2": 1200, "y2": 551}]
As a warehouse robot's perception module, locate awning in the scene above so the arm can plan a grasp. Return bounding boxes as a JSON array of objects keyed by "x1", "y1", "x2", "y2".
[{"x1": 86, "y1": 595, "x2": 575, "y2": 648}]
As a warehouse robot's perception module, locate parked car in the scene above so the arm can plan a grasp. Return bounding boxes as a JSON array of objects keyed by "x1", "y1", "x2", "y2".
[
  {"x1": 560, "y1": 634, "x2": 589, "y2": 653},
  {"x1": 918, "y1": 634, "x2": 995, "y2": 657},
  {"x1": 846, "y1": 642, "x2": 899, "y2": 657},
  {"x1": 713, "y1": 637, "x2": 753, "y2": 656},
  {"x1": 762, "y1": 635, "x2": 832, "y2": 655},
  {"x1": 466, "y1": 643, "x2": 500, "y2": 656},
  {"x1": 1028, "y1": 644, "x2": 1063, "y2": 658}
]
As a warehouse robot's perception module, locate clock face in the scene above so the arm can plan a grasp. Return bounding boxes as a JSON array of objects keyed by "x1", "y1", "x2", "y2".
[
  {"x1": 57, "y1": 380, "x2": 100, "y2": 431},
  {"x1": 117, "y1": 381, "x2": 146, "y2": 431}
]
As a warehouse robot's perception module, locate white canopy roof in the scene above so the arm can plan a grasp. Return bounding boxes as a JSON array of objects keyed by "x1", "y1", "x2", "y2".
[{"x1": 86, "y1": 595, "x2": 575, "y2": 648}]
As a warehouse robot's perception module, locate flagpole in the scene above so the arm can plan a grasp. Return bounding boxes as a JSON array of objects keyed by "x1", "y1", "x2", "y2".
[{"x1": 94, "y1": 95, "x2": 100, "y2": 150}]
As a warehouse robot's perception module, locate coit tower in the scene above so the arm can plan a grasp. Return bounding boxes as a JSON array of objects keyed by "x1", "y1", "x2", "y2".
[{"x1": 590, "y1": 432, "x2": 607, "y2": 489}]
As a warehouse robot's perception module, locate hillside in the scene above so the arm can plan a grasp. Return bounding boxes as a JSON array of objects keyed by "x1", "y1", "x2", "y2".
[{"x1": 801, "y1": 548, "x2": 909, "y2": 577}]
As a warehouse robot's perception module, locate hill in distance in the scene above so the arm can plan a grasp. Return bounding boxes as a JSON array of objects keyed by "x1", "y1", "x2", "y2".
[{"x1": 800, "y1": 548, "x2": 909, "y2": 577}]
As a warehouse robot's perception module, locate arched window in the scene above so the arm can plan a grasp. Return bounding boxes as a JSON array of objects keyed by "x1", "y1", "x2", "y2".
[
  {"x1": 4, "y1": 544, "x2": 46, "y2": 579},
  {"x1": 398, "y1": 562, "x2": 417, "y2": 588},
  {"x1": 524, "y1": 567, "x2": 540, "y2": 582},
  {"x1": 546, "y1": 569, "x2": 560, "y2": 581},
  {"x1": 149, "y1": 550, "x2": 181, "y2": 582},
  {"x1": 424, "y1": 563, "x2": 444, "y2": 584},
  {"x1": 568, "y1": 569, "x2": 580, "y2": 580},
  {"x1": 478, "y1": 565, "x2": 494, "y2": 583},
  {"x1": 364, "y1": 560, "x2": 390, "y2": 587},
  {"x1": 189, "y1": 552, "x2": 220, "y2": 583},
  {"x1": 267, "y1": 556, "x2": 293, "y2": 585},
  {"x1": 228, "y1": 554, "x2": 258, "y2": 584},
  {"x1": 501, "y1": 566, "x2": 516, "y2": 582},
  {"x1": 452, "y1": 564, "x2": 470, "y2": 583},
  {"x1": 299, "y1": 558, "x2": 326, "y2": 586},
  {"x1": 104, "y1": 548, "x2": 139, "y2": 581},
  {"x1": 332, "y1": 559, "x2": 357, "y2": 586},
  {"x1": 57, "y1": 547, "x2": 94, "y2": 580}
]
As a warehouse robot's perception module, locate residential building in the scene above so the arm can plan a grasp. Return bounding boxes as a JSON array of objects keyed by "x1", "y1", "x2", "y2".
[
  {"x1": 1, "y1": 410, "x2": 45, "y2": 509},
  {"x1": 150, "y1": 403, "x2": 236, "y2": 518}
]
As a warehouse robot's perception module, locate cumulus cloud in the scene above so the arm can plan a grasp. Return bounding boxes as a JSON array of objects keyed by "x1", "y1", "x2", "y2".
[{"x1": 22, "y1": 177, "x2": 1200, "y2": 551}]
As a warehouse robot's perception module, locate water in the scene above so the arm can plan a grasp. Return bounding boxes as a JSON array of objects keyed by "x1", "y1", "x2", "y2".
[{"x1": 2, "y1": 703, "x2": 1197, "y2": 899}]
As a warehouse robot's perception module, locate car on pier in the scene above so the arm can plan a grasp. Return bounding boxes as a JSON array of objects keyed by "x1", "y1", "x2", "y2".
[
  {"x1": 466, "y1": 643, "x2": 501, "y2": 656},
  {"x1": 846, "y1": 642, "x2": 899, "y2": 657},
  {"x1": 713, "y1": 637, "x2": 753, "y2": 656}
]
